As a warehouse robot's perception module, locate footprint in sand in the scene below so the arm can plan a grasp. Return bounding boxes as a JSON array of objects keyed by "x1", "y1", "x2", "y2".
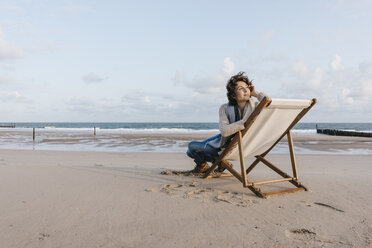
[
  {"x1": 146, "y1": 181, "x2": 260, "y2": 207},
  {"x1": 145, "y1": 183, "x2": 183, "y2": 194},
  {"x1": 214, "y1": 193, "x2": 253, "y2": 207},
  {"x1": 285, "y1": 228, "x2": 316, "y2": 241},
  {"x1": 160, "y1": 169, "x2": 223, "y2": 177},
  {"x1": 285, "y1": 228, "x2": 351, "y2": 246},
  {"x1": 350, "y1": 218, "x2": 372, "y2": 246}
]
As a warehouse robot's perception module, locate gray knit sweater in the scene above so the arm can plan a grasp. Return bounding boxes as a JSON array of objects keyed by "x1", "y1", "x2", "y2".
[{"x1": 207, "y1": 92, "x2": 268, "y2": 149}]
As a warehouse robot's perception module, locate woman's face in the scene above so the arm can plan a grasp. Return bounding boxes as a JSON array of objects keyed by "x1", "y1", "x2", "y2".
[{"x1": 234, "y1": 81, "x2": 251, "y2": 102}]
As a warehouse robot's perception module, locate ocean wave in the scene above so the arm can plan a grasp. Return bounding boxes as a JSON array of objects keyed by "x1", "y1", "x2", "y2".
[
  {"x1": 339, "y1": 129, "x2": 372, "y2": 133},
  {"x1": 291, "y1": 129, "x2": 317, "y2": 134},
  {"x1": 5, "y1": 127, "x2": 220, "y2": 134},
  {"x1": 97, "y1": 128, "x2": 220, "y2": 134},
  {"x1": 3, "y1": 126, "x2": 371, "y2": 135}
]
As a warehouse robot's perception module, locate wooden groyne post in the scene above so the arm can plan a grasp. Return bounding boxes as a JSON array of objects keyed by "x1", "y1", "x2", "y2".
[
  {"x1": 316, "y1": 127, "x2": 372, "y2": 138},
  {"x1": 94, "y1": 126, "x2": 96, "y2": 136},
  {"x1": 33, "y1": 128, "x2": 35, "y2": 141},
  {"x1": 0, "y1": 123, "x2": 16, "y2": 128}
]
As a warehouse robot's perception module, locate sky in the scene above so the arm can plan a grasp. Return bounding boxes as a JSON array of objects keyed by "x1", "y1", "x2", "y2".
[{"x1": 0, "y1": 0, "x2": 372, "y2": 123}]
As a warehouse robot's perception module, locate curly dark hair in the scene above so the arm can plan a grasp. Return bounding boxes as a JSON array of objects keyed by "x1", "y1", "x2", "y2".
[{"x1": 226, "y1": 71, "x2": 253, "y2": 105}]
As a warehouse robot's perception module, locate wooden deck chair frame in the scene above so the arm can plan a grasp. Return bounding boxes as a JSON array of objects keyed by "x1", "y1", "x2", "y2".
[{"x1": 203, "y1": 97, "x2": 317, "y2": 198}]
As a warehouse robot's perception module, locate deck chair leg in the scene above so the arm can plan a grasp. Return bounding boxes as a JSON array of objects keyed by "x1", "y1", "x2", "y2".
[
  {"x1": 203, "y1": 160, "x2": 220, "y2": 178},
  {"x1": 247, "y1": 186, "x2": 265, "y2": 198},
  {"x1": 287, "y1": 130, "x2": 298, "y2": 179},
  {"x1": 257, "y1": 155, "x2": 307, "y2": 191},
  {"x1": 246, "y1": 157, "x2": 260, "y2": 175},
  {"x1": 237, "y1": 131, "x2": 248, "y2": 187},
  {"x1": 220, "y1": 160, "x2": 244, "y2": 183},
  {"x1": 257, "y1": 155, "x2": 290, "y2": 178}
]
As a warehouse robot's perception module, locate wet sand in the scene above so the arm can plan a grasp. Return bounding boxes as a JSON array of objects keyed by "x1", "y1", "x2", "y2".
[
  {"x1": 0, "y1": 149, "x2": 371, "y2": 247},
  {"x1": 1, "y1": 129, "x2": 372, "y2": 154}
]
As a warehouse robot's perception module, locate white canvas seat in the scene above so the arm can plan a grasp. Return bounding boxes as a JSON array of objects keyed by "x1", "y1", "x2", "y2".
[{"x1": 203, "y1": 97, "x2": 317, "y2": 198}]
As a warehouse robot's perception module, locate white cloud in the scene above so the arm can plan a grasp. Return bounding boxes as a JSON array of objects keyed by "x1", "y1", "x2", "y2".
[
  {"x1": 349, "y1": 78, "x2": 372, "y2": 99},
  {"x1": 1, "y1": 20, "x2": 33, "y2": 33},
  {"x1": 331, "y1": 55, "x2": 342, "y2": 71},
  {"x1": 174, "y1": 57, "x2": 235, "y2": 95},
  {"x1": 308, "y1": 68, "x2": 324, "y2": 91},
  {"x1": 66, "y1": 96, "x2": 119, "y2": 113},
  {"x1": 0, "y1": 5, "x2": 24, "y2": 13},
  {"x1": 0, "y1": 91, "x2": 30, "y2": 103},
  {"x1": 358, "y1": 61, "x2": 372, "y2": 76},
  {"x1": 341, "y1": 88, "x2": 354, "y2": 104},
  {"x1": 172, "y1": 70, "x2": 186, "y2": 85},
  {"x1": 121, "y1": 91, "x2": 172, "y2": 112},
  {"x1": 0, "y1": 27, "x2": 25, "y2": 59},
  {"x1": 0, "y1": 75, "x2": 12, "y2": 84},
  {"x1": 327, "y1": 0, "x2": 372, "y2": 19},
  {"x1": 179, "y1": 73, "x2": 226, "y2": 95},
  {"x1": 0, "y1": 64, "x2": 15, "y2": 71},
  {"x1": 67, "y1": 95, "x2": 92, "y2": 105},
  {"x1": 291, "y1": 59, "x2": 309, "y2": 78},
  {"x1": 222, "y1": 57, "x2": 235, "y2": 75},
  {"x1": 284, "y1": 58, "x2": 372, "y2": 115},
  {"x1": 66, "y1": 92, "x2": 186, "y2": 120},
  {"x1": 118, "y1": 89, "x2": 223, "y2": 121},
  {"x1": 55, "y1": 5, "x2": 90, "y2": 16},
  {"x1": 82, "y1": 72, "x2": 108, "y2": 84},
  {"x1": 262, "y1": 29, "x2": 276, "y2": 43}
]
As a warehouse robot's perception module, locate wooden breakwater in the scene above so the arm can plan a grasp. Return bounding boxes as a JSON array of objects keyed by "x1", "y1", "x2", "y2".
[
  {"x1": 0, "y1": 123, "x2": 16, "y2": 128},
  {"x1": 316, "y1": 128, "x2": 372, "y2": 138}
]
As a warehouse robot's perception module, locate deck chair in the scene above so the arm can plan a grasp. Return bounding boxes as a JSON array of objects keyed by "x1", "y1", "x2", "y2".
[{"x1": 203, "y1": 97, "x2": 317, "y2": 198}]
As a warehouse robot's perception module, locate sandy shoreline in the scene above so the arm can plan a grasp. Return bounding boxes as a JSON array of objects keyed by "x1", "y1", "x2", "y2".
[
  {"x1": 1, "y1": 129, "x2": 372, "y2": 154},
  {"x1": 1, "y1": 149, "x2": 371, "y2": 247}
]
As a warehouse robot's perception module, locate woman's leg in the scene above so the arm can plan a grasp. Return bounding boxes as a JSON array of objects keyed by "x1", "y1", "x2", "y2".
[
  {"x1": 186, "y1": 141, "x2": 206, "y2": 165},
  {"x1": 187, "y1": 140, "x2": 220, "y2": 165},
  {"x1": 203, "y1": 133, "x2": 221, "y2": 143},
  {"x1": 203, "y1": 143, "x2": 220, "y2": 162}
]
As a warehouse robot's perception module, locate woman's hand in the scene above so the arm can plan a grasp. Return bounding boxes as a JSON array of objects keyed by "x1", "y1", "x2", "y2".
[{"x1": 250, "y1": 86, "x2": 258, "y2": 98}]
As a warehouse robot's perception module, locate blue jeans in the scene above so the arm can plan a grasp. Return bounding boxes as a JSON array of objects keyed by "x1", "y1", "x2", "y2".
[{"x1": 186, "y1": 134, "x2": 221, "y2": 165}]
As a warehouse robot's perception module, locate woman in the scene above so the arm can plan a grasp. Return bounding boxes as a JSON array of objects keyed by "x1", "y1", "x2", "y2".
[{"x1": 186, "y1": 71, "x2": 269, "y2": 173}]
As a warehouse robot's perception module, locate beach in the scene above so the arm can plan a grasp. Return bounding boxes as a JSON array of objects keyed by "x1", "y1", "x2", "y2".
[
  {"x1": 1, "y1": 127, "x2": 372, "y2": 154},
  {"x1": 1, "y1": 134, "x2": 372, "y2": 247},
  {"x1": 2, "y1": 0, "x2": 372, "y2": 246}
]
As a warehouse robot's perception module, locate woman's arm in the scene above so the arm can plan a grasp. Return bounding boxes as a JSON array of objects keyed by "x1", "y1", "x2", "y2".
[
  {"x1": 255, "y1": 91, "x2": 268, "y2": 106},
  {"x1": 250, "y1": 86, "x2": 267, "y2": 101},
  {"x1": 218, "y1": 104, "x2": 245, "y2": 137}
]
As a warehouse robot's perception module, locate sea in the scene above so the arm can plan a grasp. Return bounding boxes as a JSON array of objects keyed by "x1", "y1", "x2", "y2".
[
  {"x1": 0, "y1": 122, "x2": 371, "y2": 153},
  {"x1": 2, "y1": 122, "x2": 372, "y2": 133}
]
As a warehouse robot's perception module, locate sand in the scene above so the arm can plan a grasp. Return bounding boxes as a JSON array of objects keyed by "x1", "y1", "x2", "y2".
[
  {"x1": 2, "y1": 129, "x2": 372, "y2": 153},
  {"x1": 1, "y1": 148, "x2": 372, "y2": 248}
]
